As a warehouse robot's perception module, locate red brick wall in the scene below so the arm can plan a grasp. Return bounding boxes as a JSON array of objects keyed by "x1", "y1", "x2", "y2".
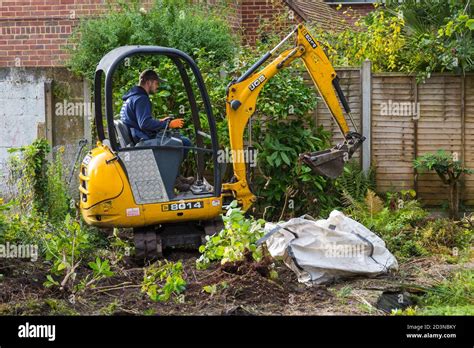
[
  {"x1": 0, "y1": 0, "x2": 299, "y2": 68},
  {"x1": 194, "y1": 0, "x2": 302, "y2": 45},
  {"x1": 241, "y1": 0, "x2": 304, "y2": 45},
  {"x1": 0, "y1": 0, "x2": 152, "y2": 67}
]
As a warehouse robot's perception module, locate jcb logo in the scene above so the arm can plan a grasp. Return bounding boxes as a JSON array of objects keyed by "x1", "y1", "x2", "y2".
[
  {"x1": 304, "y1": 33, "x2": 318, "y2": 49},
  {"x1": 249, "y1": 75, "x2": 266, "y2": 91}
]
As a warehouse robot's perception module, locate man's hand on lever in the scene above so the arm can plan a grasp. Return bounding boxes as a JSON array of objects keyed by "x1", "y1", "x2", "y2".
[
  {"x1": 169, "y1": 119, "x2": 184, "y2": 129},
  {"x1": 160, "y1": 116, "x2": 185, "y2": 129}
]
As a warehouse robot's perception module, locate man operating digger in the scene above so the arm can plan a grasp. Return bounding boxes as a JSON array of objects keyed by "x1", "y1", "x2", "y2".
[{"x1": 120, "y1": 69, "x2": 195, "y2": 191}]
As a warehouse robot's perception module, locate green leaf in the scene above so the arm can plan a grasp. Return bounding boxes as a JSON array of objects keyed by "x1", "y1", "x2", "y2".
[
  {"x1": 466, "y1": 19, "x2": 474, "y2": 30},
  {"x1": 45, "y1": 274, "x2": 59, "y2": 287},
  {"x1": 280, "y1": 152, "x2": 291, "y2": 166},
  {"x1": 158, "y1": 90, "x2": 171, "y2": 97}
]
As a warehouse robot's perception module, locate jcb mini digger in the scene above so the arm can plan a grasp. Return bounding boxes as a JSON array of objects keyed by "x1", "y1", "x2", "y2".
[{"x1": 79, "y1": 24, "x2": 365, "y2": 259}]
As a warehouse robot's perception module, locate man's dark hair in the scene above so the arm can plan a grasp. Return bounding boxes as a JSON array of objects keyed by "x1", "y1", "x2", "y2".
[{"x1": 139, "y1": 69, "x2": 159, "y2": 85}]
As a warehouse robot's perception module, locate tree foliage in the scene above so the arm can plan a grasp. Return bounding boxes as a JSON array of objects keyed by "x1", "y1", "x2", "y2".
[{"x1": 312, "y1": 0, "x2": 473, "y2": 79}]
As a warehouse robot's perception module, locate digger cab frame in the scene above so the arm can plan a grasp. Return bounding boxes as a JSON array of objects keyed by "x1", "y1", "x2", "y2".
[{"x1": 94, "y1": 46, "x2": 222, "y2": 201}]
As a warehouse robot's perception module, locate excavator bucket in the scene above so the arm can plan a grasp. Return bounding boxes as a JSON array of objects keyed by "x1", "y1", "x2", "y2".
[
  {"x1": 299, "y1": 147, "x2": 348, "y2": 179},
  {"x1": 299, "y1": 134, "x2": 366, "y2": 179}
]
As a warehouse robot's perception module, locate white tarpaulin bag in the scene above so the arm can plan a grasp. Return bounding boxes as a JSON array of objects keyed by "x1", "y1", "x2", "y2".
[{"x1": 260, "y1": 210, "x2": 398, "y2": 285}]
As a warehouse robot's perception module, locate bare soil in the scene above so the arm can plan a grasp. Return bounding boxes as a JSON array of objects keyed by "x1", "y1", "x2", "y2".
[{"x1": 0, "y1": 252, "x2": 471, "y2": 316}]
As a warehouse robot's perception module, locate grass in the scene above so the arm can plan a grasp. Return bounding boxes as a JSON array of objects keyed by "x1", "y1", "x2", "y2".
[
  {"x1": 418, "y1": 269, "x2": 474, "y2": 315},
  {"x1": 394, "y1": 269, "x2": 474, "y2": 315}
]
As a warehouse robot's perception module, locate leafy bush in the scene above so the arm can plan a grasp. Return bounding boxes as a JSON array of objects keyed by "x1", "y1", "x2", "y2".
[
  {"x1": 414, "y1": 149, "x2": 472, "y2": 218},
  {"x1": 312, "y1": 0, "x2": 474, "y2": 79},
  {"x1": 387, "y1": 0, "x2": 474, "y2": 79},
  {"x1": 238, "y1": 33, "x2": 337, "y2": 218},
  {"x1": 68, "y1": 0, "x2": 236, "y2": 80},
  {"x1": 346, "y1": 190, "x2": 427, "y2": 233},
  {"x1": 46, "y1": 147, "x2": 72, "y2": 223},
  {"x1": 7, "y1": 139, "x2": 50, "y2": 214},
  {"x1": 197, "y1": 201, "x2": 266, "y2": 269},
  {"x1": 312, "y1": 8, "x2": 407, "y2": 72},
  {"x1": 336, "y1": 162, "x2": 376, "y2": 205},
  {"x1": 42, "y1": 215, "x2": 94, "y2": 289},
  {"x1": 252, "y1": 120, "x2": 336, "y2": 220},
  {"x1": 7, "y1": 140, "x2": 72, "y2": 222},
  {"x1": 344, "y1": 188, "x2": 473, "y2": 260},
  {"x1": 0, "y1": 209, "x2": 47, "y2": 247},
  {"x1": 344, "y1": 190, "x2": 429, "y2": 259},
  {"x1": 417, "y1": 217, "x2": 473, "y2": 257},
  {"x1": 141, "y1": 260, "x2": 186, "y2": 302}
]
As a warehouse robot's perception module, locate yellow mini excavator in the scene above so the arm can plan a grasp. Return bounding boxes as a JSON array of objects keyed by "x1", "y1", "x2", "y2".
[{"x1": 79, "y1": 24, "x2": 365, "y2": 259}]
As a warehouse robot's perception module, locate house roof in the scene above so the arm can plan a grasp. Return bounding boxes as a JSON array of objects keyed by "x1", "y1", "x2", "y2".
[{"x1": 283, "y1": 0, "x2": 350, "y2": 32}]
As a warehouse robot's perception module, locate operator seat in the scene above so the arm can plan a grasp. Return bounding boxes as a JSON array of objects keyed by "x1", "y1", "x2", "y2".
[{"x1": 114, "y1": 119, "x2": 135, "y2": 147}]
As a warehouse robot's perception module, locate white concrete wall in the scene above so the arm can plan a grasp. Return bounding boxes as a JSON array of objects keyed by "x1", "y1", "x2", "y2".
[{"x1": 0, "y1": 69, "x2": 47, "y2": 194}]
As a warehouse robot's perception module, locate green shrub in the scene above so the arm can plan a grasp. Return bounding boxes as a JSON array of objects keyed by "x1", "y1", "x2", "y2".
[
  {"x1": 347, "y1": 191, "x2": 427, "y2": 234},
  {"x1": 41, "y1": 214, "x2": 109, "y2": 291},
  {"x1": 141, "y1": 260, "x2": 186, "y2": 302},
  {"x1": 197, "y1": 201, "x2": 266, "y2": 269},
  {"x1": 6, "y1": 140, "x2": 73, "y2": 222},
  {"x1": 345, "y1": 190, "x2": 429, "y2": 258},
  {"x1": 68, "y1": 0, "x2": 236, "y2": 80},
  {"x1": 312, "y1": 8, "x2": 407, "y2": 72},
  {"x1": 312, "y1": 1, "x2": 474, "y2": 79},
  {"x1": 252, "y1": 120, "x2": 336, "y2": 220},
  {"x1": 417, "y1": 217, "x2": 473, "y2": 256},
  {"x1": 336, "y1": 162, "x2": 376, "y2": 205},
  {"x1": 344, "y1": 189, "x2": 474, "y2": 260},
  {"x1": 46, "y1": 147, "x2": 72, "y2": 223},
  {"x1": 7, "y1": 139, "x2": 50, "y2": 214},
  {"x1": 414, "y1": 149, "x2": 472, "y2": 218},
  {"x1": 399, "y1": 239, "x2": 429, "y2": 258},
  {"x1": 0, "y1": 211, "x2": 47, "y2": 247},
  {"x1": 42, "y1": 215, "x2": 93, "y2": 288}
]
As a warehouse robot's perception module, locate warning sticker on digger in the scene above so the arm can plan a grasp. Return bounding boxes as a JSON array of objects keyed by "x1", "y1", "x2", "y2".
[
  {"x1": 126, "y1": 208, "x2": 140, "y2": 216},
  {"x1": 162, "y1": 201, "x2": 204, "y2": 212},
  {"x1": 82, "y1": 154, "x2": 92, "y2": 166}
]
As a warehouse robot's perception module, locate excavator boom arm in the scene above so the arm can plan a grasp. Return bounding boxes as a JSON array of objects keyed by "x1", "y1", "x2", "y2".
[{"x1": 224, "y1": 24, "x2": 365, "y2": 210}]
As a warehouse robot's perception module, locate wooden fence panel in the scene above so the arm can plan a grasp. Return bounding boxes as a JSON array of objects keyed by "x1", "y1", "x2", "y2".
[
  {"x1": 465, "y1": 75, "x2": 474, "y2": 206},
  {"x1": 306, "y1": 68, "x2": 473, "y2": 207},
  {"x1": 371, "y1": 75, "x2": 416, "y2": 192},
  {"x1": 416, "y1": 75, "x2": 463, "y2": 206}
]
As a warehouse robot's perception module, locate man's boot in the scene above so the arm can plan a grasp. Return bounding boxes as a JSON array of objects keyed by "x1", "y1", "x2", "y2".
[
  {"x1": 175, "y1": 176, "x2": 191, "y2": 192},
  {"x1": 178, "y1": 175, "x2": 195, "y2": 185}
]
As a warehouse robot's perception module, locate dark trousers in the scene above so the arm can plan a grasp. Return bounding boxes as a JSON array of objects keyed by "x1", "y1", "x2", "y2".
[{"x1": 179, "y1": 135, "x2": 192, "y2": 159}]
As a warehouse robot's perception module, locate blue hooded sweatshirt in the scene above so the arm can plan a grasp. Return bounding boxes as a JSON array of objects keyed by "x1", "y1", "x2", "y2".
[{"x1": 120, "y1": 86, "x2": 167, "y2": 142}]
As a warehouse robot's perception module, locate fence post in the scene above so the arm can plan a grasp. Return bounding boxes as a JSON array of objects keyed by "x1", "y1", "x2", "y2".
[{"x1": 361, "y1": 59, "x2": 372, "y2": 173}]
